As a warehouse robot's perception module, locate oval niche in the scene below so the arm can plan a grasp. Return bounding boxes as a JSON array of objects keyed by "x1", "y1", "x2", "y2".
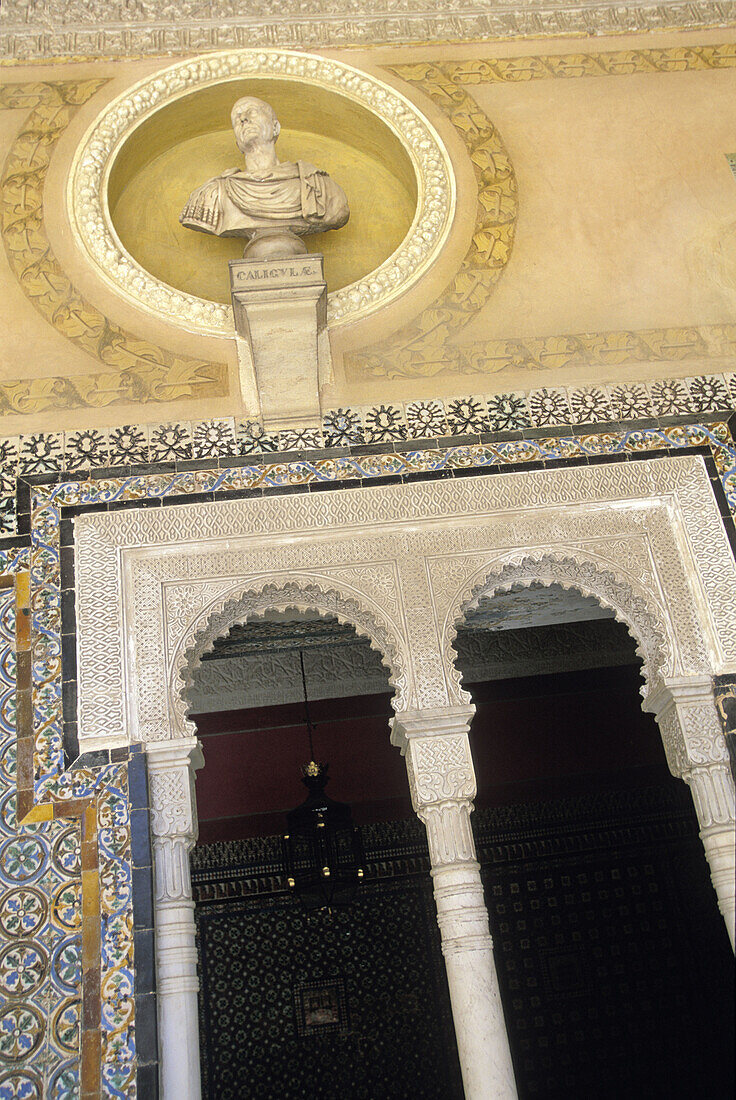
[{"x1": 107, "y1": 77, "x2": 418, "y2": 306}]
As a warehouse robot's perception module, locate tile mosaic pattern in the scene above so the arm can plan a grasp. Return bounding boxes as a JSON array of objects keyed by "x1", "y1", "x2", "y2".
[
  {"x1": 0, "y1": 582, "x2": 84, "y2": 1098},
  {"x1": 0, "y1": 370, "x2": 731, "y2": 498},
  {"x1": 0, "y1": 571, "x2": 139, "y2": 1099},
  {"x1": 0, "y1": 380, "x2": 733, "y2": 1096}
]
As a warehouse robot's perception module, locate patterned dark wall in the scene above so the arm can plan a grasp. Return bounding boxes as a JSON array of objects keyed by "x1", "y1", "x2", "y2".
[
  {"x1": 192, "y1": 824, "x2": 463, "y2": 1100},
  {"x1": 191, "y1": 784, "x2": 733, "y2": 1100},
  {"x1": 476, "y1": 786, "x2": 734, "y2": 1100}
]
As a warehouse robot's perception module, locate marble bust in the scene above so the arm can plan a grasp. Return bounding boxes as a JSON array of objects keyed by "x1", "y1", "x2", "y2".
[{"x1": 180, "y1": 96, "x2": 350, "y2": 259}]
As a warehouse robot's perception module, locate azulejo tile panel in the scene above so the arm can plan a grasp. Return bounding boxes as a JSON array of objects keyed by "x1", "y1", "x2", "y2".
[
  {"x1": 0, "y1": 583, "x2": 84, "y2": 1099},
  {"x1": 0, "y1": 369, "x2": 730, "y2": 501},
  {"x1": 0, "y1": 568, "x2": 138, "y2": 1100},
  {"x1": 0, "y1": 393, "x2": 733, "y2": 1097}
]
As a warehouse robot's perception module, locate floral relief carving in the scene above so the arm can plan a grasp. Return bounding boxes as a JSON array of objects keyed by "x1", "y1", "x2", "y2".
[
  {"x1": 171, "y1": 577, "x2": 410, "y2": 739},
  {"x1": 162, "y1": 580, "x2": 236, "y2": 663},
  {"x1": 74, "y1": 458, "x2": 733, "y2": 766}
]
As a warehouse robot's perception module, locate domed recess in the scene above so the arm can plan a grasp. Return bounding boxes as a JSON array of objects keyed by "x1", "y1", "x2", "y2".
[{"x1": 107, "y1": 77, "x2": 418, "y2": 304}]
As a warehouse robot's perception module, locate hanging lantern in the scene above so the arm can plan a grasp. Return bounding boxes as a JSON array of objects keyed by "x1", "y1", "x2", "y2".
[
  {"x1": 282, "y1": 649, "x2": 364, "y2": 911},
  {"x1": 283, "y1": 760, "x2": 364, "y2": 911}
]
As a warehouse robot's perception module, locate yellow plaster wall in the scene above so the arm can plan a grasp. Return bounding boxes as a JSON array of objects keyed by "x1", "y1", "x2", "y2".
[{"x1": 0, "y1": 31, "x2": 735, "y2": 435}]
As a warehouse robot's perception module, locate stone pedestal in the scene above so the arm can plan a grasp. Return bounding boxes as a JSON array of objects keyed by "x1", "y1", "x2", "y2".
[{"x1": 230, "y1": 255, "x2": 329, "y2": 431}]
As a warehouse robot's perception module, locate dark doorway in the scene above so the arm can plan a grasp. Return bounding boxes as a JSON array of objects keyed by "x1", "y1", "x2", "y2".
[
  {"x1": 455, "y1": 587, "x2": 735, "y2": 1100},
  {"x1": 187, "y1": 612, "x2": 463, "y2": 1100}
]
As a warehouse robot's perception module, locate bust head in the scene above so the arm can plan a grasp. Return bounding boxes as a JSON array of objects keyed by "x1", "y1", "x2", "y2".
[
  {"x1": 180, "y1": 93, "x2": 349, "y2": 260},
  {"x1": 230, "y1": 96, "x2": 280, "y2": 156}
]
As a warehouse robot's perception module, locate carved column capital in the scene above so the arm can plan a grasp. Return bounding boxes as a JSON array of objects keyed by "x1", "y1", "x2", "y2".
[
  {"x1": 646, "y1": 677, "x2": 735, "y2": 948},
  {"x1": 392, "y1": 706, "x2": 478, "y2": 866},
  {"x1": 392, "y1": 706, "x2": 477, "y2": 805},
  {"x1": 645, "y1": 676, "x2": 732, "y2": 780},
  {"x1": 147, "y1": 738, "x2": 204, "y2": 905}
]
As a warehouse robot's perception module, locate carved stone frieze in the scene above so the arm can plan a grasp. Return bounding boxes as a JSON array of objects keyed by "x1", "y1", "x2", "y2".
[
  {"x1": 1, "y1": 1, "x2": 733, "y2": 59},
  {"x1": 172, "y1": 577, "x2": 408, "y2": 737},
  {"x1": 74, "y1": 456, "x2": 735, "y2": 757}
]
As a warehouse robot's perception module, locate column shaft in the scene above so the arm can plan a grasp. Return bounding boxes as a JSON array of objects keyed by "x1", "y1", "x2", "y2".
[
  {"x1": 431, "y1": 862, "x2": 516, "y2": 1098},
  {"x1": 394, "y1": 708, "x2": 517, "y2": 1099},
  {"x1": 148, "y1": 739, "x2": 204, "y2": 1100}
]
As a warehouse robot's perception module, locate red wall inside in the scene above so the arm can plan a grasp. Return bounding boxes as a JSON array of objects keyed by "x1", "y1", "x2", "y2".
[{"x1": 192, "y1": 663, "x2": 671, "y2": 844}]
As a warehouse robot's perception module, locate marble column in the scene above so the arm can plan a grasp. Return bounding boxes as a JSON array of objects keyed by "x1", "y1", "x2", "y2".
[
  {"x1": 147, "y1": 738, "x2": 205, "y2": 1099},
  {"x1": 392, "y1": 706, "x2": 517, "y2": 1099},
  {"x1": 646, "y1": 677, "x2": 736, "y2": 949}
]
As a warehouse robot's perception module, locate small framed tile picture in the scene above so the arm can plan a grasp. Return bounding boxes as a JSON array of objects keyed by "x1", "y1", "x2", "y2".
[{"x1": 294, "y1": 978, "x2": 349, "y2": 1037}]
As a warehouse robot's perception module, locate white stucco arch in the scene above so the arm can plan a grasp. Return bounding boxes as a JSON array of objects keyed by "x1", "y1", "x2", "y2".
[
  {"x1": 443, "y1": 550, "x2": 677, "y2": 707},
  {"x1": 172, "y1": 574, "x2": 409, "y2": 737},
  {"x1": 69, "y1": 454, "x2": 736, "y2": 1100}
]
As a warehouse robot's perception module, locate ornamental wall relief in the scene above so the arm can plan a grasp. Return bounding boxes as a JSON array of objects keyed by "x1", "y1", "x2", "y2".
[
  {"x1": 73, "y1": 456, "x2": 736, "y2": 754},
  {"x1": 3, "y1": 44, "x2": 735, "y2": 424}
]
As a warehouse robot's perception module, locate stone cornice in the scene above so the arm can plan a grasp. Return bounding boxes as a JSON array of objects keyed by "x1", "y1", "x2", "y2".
[{"x1": 1, "y1": 1, "x2": 734, "y2": 61}]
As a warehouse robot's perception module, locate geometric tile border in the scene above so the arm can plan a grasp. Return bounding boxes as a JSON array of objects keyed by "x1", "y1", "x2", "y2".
[
  {"x1": 0, "y1": 567, "x2": 155, "y2": 1098},
  {"x1": 0, "y1": 372, "x2": 734, "y2": 496},
  {"x1": 0, "y1": 405, "x2": 734, "y2": 1095}
]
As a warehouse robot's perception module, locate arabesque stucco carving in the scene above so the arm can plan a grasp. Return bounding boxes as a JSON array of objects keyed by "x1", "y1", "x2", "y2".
[{"x1": 73, "y1": 455, "x2": 736, "y2": 753}]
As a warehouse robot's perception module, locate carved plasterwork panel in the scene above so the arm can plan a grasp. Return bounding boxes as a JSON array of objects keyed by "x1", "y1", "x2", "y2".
[
  {"x1": 171, "y1": 574, "x2": 408, "y2": 739},
  {"x1": 1, "y1": 1, "x2": 733, "y2": 60},
  {"x1": 74, "y1": 455, "x2": 736, "y2": 752},
  {"x1": 0, "y1": 81, "x2": 229, "y2": 417}
]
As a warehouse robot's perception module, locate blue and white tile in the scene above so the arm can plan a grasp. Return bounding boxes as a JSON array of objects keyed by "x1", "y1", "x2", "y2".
[
  {"x1": 605, "y1": 383, "x2": 654, "y2": 421},
  {"x1": 724, "y1": 373, "x2": 736, "y2": 410},
  {"x1": 63, "y1": 428, "x2": 109, "y2": 471},
  {"x1": 235, "y1": 419, "x2": 278, "y2": 454},
  {"x1": 486, "y1": 392, "x2": 531, "y2": 432},
  {"x1": 277, "y1": 427, "x2": 324, "y2": 451},
  {"x1": 0, "y1": 437, "x2": 19, "y2": 478},
  {"x1": 404, "y1": 399, "x2": 447, "y2": 439},
  {"x1": 107, "y1": 423, "x2": 149, "y2": 466},
  {"x1": 684, "y1": 374, "x2": 731, "y2": 413}
]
